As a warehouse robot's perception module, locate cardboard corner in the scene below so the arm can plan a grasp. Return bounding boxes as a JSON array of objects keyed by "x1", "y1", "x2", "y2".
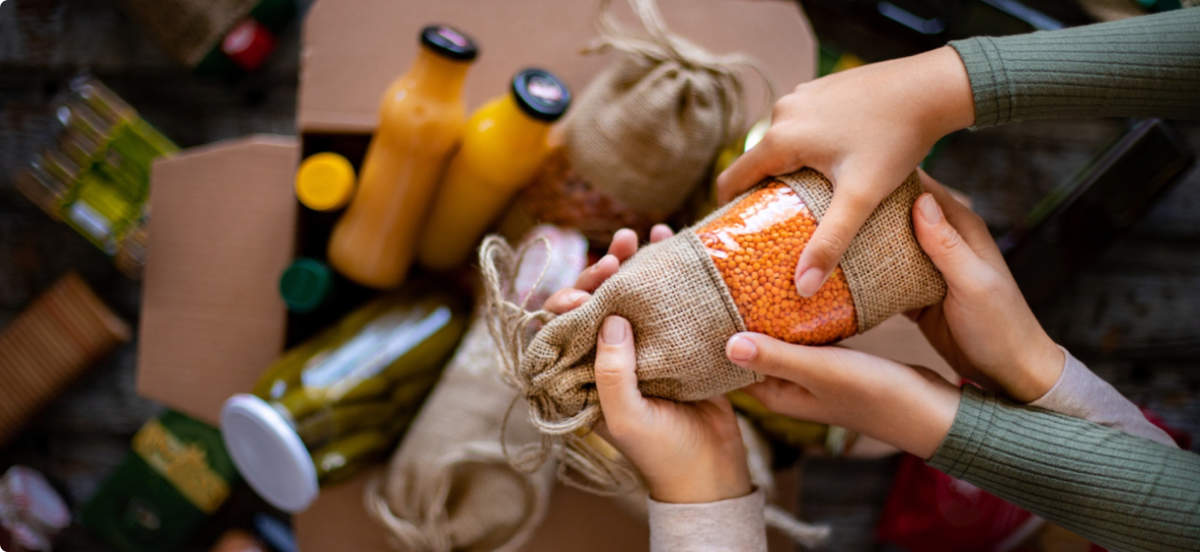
[{"x1": 136, "y1": 134, "x2": 299, "y2": 425}]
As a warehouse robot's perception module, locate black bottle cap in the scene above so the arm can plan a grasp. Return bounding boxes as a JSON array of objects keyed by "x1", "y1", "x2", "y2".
[
  {"x1": 419, "y1": 25, "x2": 478, "y2": 62},
  {"x1": 510, "y1": 68, "x2": 571, "y2": 122}
]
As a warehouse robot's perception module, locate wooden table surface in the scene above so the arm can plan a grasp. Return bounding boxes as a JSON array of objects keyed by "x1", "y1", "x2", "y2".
[{"x1": 1, "y1": 1, "x2": 1197, "y2": 551}]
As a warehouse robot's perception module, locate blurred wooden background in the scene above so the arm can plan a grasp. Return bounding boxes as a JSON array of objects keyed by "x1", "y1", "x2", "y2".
[{"x1": 1, "y1": 1, "x2": 1197, "y2": 550}]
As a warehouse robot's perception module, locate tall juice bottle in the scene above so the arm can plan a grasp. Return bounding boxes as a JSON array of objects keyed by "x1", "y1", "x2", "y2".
[
  {"x1": 326, "y1": 25, "x2": 478, "y2": 288},
  {"x1": 417, "y1": 68, "x2": 571, "y2": 270}
]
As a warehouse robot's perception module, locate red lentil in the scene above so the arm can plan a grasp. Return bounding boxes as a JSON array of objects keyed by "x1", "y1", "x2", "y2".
[{"x1": 696, "y1": 181, "x2": 857, "y2": 344}]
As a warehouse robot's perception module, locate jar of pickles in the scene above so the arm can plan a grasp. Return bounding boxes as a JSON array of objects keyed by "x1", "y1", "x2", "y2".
[{"x1": 221, "y1": 285, "x2": 467, "y2": 512}]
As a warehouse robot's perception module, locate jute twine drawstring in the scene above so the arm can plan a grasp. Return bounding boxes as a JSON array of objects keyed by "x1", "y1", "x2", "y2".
[
  {"x1": 480, "y1": 234, "x2": 832, "y2": 548},
  {"x1": 482, "y1": 235, "x2": 644, "y2": 495},
  {"x1": 363, "y1": 441, "x2": 551, "y2": 552}
]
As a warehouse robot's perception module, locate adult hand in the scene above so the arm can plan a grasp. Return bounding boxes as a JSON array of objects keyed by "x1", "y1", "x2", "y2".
[
  {"x1": 908, "y1": 171, "x2": 1063, "y2": 402},
  {"x1": 545, "y1": 225, "x2": 752, "y2": 503},
  {"x1": 726, "y1": 334, "x2": 960, "y2": 459},
  {"x1": 716, "y1": 46, "x2": 974, "y2": 297}
]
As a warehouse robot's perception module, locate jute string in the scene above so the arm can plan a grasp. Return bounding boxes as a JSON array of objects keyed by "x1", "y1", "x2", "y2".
[{"x1": 481, "y1": 236, "x2": 644, "y2": 495}]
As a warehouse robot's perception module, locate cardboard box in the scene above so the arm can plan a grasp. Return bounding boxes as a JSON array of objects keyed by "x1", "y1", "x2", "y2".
[
  {"x1": 137, "y1": 135, "x2": 298, "y2": 425},
  {"x1": 298, "y1": 0, "x2": 816, "y2": 134},
  {"x1": 290, "y1": 1, "x2": 820, "y2": 549},
  {"x1": 133, "y1": 0, "x2": 908, "y2": 550}
]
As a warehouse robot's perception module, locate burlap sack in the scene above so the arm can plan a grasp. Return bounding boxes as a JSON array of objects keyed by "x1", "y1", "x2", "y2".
[
  {"x1": 365, "y1": 321, "x2": 555, "y2": 552},
  {"x1": 784, "y1": 169, "x2": 947, "y2": 331},
  {"x1": 364, "y1": 226, "x2": 585, "y2": 552},
  {"x1": 480, "y1": 169, "x2": 945, "y2": 491},
  {"x1": 515, "y1": 0, "x2": 768, "y2": 243}
]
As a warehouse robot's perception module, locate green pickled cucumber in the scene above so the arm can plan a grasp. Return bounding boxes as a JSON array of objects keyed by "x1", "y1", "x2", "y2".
[
  {"x1": 389, "y1": 373, "x2": 441, "y2": 411},
  {"x1": 311, "y1": 430, "x2": 391, "y2": 483},
  {"x1": 254, "y1": 285, "x2": 467, "y2": 425},
  {"x1": 295, "y1": 400, "x2": 396, "y2": 447}
]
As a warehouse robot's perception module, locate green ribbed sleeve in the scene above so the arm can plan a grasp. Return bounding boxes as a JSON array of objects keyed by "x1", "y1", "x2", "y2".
[
  {"x1": 928, "y1": 386, "x2": 1200, "y2": 551},
  {"x1": 948, "y1": 8, "x2": 1200, "y2": 127}
]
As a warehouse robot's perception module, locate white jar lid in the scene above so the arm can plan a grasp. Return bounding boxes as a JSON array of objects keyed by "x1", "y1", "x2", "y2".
[{"x1": 221, "y1": 394, "x2": 318, "y2": 513}]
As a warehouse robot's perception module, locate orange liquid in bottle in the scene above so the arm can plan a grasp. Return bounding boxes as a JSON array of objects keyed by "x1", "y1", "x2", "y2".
[
  {"x1": 327, "y1": 26, "x2": 477, "y2": 289},
  {"x1": 418, "y1": 69, "x2": 571, "y2": 271}
]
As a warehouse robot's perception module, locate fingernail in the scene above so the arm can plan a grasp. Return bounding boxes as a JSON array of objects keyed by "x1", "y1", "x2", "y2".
[
  {"x1": 601, "y1": 316, "x2": 628, "y2": 344},
  {"x1": 565, "y1": 290, "x2": 589, "y2": 305},
  {"x1": 726, "y1": 334, "x2": 758, "y2": 363},
  {"x1": 917, "y1": 194, "x2": 943, "y2": 224},
  {"x1": 795, "y1": 267, "x2": 826, "y2": 298}
]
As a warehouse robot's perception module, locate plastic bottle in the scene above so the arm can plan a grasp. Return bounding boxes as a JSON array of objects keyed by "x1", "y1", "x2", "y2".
[
  {"x1": 326, "y1": 25, "x2": 477, "y2": 289},
  {"x1": 417, "y1": 68, "x2": 571, "y2": 270}
]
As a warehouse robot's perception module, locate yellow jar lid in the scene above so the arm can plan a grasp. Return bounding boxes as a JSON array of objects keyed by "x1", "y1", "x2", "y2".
[{"x1": 295, "y1": 152, "x2": 355, "y2": 211}]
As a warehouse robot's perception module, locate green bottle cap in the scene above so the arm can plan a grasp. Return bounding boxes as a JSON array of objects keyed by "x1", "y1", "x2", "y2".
[{"x1": 279, "y1": 258, "x2": 333, "y2": 313}]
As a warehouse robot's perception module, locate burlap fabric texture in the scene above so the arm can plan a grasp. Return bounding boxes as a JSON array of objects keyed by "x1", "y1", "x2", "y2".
[
  {"x1": 480, "y1": 168, "x2": 946, "y2": 492},
  {"x1": 364, "y1": 319, "x2": 555, "y2": 552},
  {"x1": 559, "y1": 0, "x2": 769, "y2": 230},
  {"x1": 363, "y1": 227, "x2": 587, "y2": 552},
  {"x1": 784, "y1": 169, "x2": 947, "y2": 331}
]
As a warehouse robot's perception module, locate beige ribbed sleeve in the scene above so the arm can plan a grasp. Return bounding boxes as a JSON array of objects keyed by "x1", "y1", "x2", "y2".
[
  {"x1": 949, "y1": 8, "x2": 1200, "y2": 127},
  {"x1": 929, "y1": 386, "x2": 1200, "y2": 552},
  {"x1": 1029, "y1": 347, "x2": 1174, "y2": 447},
  {"x1": 647, "y1": 488, "x2": 767, "y2": 552}
]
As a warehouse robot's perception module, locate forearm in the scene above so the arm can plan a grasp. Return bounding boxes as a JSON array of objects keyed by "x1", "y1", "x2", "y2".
[
  {"x1": 929, "y1": 387, "x2": 1200, "y2": 552},
  {"x1": 647, "y1": 488, "x2": 767, "y2": 552},
  {"x1": 1029, "y1": 347, "x2": 1174, "y2": 446},
  {"x1": 949, "y1": 8, "x2": 1200, "y2": 127}
]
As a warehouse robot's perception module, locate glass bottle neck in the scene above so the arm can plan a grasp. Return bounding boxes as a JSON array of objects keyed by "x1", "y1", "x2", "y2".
[{"x1": 403, "y1": 48, "x2": 470, "y2": 97}]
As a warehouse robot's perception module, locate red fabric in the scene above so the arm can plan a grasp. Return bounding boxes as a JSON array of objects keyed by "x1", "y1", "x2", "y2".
[
  {"x1": 1141, "y1": 407, "x2": 1192, "y2": 449},
  {"x1": 877, "y1": 454, "x2": 1035, "y2": 551}
]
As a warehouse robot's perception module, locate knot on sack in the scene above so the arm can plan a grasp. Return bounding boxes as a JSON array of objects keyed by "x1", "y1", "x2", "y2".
[
  {"x1": 480, "y1": 236, "x2": 642, "y2": 495},
  {"x1": 584, "y1": 0, "x2": 775, "y2": 147}
]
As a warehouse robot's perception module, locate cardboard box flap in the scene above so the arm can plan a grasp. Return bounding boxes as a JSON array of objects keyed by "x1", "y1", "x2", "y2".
[
  {"x1": 299, "y1": 0, "x2": 816, "y2": 134},
  {"x1": 137, "y1": 135, "x2": 298, "y2": 425}
]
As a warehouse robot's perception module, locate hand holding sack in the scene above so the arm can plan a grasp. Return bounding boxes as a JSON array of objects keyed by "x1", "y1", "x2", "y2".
[
  {"x1": 481, "y1": 170, "x2": 946, "y2": 491},
  {"x1": 365, "y1": 226, "x2": 587, "y2": 552}
]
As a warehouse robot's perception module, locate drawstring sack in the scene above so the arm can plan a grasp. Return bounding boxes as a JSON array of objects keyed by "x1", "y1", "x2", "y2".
[
  {"x1": 509, "y1": 0, "x2": 772, "y2": 243},
  {"x1": 365, "y1": 227, "x2": 586, "y2": 552},
  {"x1": 481, "y1": 170, "x2": 946, "y2": 493}
]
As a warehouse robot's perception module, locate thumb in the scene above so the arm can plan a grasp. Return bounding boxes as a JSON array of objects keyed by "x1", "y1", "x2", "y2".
[
  {"x1": 594, "y1": 316, "x2": 647, "y2": 424},
  {"x1": 795, "y1": 173, "x2": 886, "y2": 297},
  {"x1": 912, "y1": 193, "x2": 991, "y2": 291},
  {"x1": 725, "y1": 332, "x2": 836, "y2": 385}
]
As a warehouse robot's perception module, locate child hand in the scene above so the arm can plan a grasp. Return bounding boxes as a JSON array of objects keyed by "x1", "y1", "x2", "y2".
[
  {"x1": 727, "y1": 334, "x2": 960, "y2": 459},
  {"x1": 716, "y1": 46, "x2": 974, "y2": 298},
  {"x1": 595, "y1": 315, "x2": 752, "y2": 503},
  {"x1": 545, "y1": 225, "x2": 752, "y2": 503},
  {"x1": 908, "y1": 171, "x2": 1063, "y2": 402}
]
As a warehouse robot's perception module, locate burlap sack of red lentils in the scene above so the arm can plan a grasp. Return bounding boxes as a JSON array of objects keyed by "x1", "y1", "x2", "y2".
[{"x1": 480, "y1": 168, "x2": 945, "y2": 491}]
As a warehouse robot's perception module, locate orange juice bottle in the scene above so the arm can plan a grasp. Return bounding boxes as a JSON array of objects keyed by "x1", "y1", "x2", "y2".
[
  {"x1": 417, "y1": 69, "x2": 570, "y2": 270},
  {"x1": 326, "y1": 25, "x2": 477, "y2": 288}
]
